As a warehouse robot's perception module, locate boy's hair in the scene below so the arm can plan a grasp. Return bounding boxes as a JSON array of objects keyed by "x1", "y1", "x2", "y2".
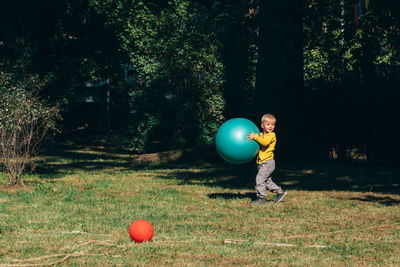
[{"x1": 261, "y1": 113, "x2": 276, "y2": 123}]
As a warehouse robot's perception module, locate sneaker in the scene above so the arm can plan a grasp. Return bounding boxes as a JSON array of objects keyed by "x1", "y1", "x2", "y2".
[
  {"x1": 274, "y1": 191, "x2": 287, "y2": 203},
  {"x1": 251, "y1": 198, "x2": 266, "y2": 205}
]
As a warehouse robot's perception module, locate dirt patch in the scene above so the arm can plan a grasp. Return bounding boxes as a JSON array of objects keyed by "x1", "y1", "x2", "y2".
[
  {"x1": 132, "y1": 148, "x2": 216, "y2": 165},
  {"x1": 0, "y1": 184, "x2": 33, "y2": 192},
  {"x1": 133, "y1": 149, "x2": 187, "y2": 164}
]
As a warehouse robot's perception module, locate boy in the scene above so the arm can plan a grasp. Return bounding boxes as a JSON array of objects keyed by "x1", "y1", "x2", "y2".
[{"x1": 247, "y1": 113, "x2": 287, "y2": 204}]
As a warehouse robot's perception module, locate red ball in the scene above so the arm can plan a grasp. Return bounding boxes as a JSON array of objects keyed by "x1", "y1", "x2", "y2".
[{"x1": 129, "y1": 220, "x2": 154, "y2": 243}]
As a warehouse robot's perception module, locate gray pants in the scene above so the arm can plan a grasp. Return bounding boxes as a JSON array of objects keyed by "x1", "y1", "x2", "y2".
[{"x1": 255, "y1": 159, "x2": 282, "y2": 199}]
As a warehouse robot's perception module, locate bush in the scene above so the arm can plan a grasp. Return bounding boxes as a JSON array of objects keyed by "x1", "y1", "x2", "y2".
[{"x1": 0, "y1": 72, "x2": 59, "y2": 186}]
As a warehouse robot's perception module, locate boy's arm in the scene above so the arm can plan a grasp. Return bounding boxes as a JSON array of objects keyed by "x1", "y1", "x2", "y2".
[{"x1": 253, "y1": 132, "x2": 275, "y2": 146}]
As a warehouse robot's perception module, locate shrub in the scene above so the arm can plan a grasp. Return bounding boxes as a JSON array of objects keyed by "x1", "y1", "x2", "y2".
[{"x1": 0, "y1": 72, "x2": 59, "y2": 186}]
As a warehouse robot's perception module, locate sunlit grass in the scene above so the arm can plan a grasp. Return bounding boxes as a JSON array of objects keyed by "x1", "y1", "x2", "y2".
[{"x1": 1, "y1": 149, "x2": 400, "y2": 265}]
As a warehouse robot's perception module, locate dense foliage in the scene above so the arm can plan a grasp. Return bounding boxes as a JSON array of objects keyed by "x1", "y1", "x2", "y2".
[
  {"x1": 303, "y1": 0, "x2": 400, "y2": 162},
  {"x1": 1, "y1": 0, "x2": 399, "y2": 162},
  {"x1": 92, "y1": 0, "x2": 225, "y2": 151}
]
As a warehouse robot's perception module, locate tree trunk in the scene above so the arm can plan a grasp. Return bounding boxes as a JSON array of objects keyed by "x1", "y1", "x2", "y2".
[
  {"x1": 254, "y1": 0, "x2": 304, "y2": 162},
  {"x1": 222, "y1": 1, "x2": 259, "y2": 119}
]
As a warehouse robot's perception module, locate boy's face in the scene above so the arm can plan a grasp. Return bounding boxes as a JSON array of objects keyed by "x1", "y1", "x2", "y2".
[{"x1": 261, "y1": 119, "x2": 275, "y2": 133}]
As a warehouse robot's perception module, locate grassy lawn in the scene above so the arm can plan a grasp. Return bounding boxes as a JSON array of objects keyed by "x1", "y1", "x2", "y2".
[{"x1": 1, "y1": 139, "x2": 400, "y2": 266}]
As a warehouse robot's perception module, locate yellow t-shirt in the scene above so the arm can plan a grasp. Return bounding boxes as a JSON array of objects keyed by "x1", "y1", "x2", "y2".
[{"x1": 253, "y1": 132, "x2": 276, "y2": 164}]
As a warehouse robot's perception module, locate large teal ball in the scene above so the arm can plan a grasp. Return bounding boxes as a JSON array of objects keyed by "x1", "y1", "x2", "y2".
[{"x1": 215, "y1": 118, "x2": 260, "y2": 164}]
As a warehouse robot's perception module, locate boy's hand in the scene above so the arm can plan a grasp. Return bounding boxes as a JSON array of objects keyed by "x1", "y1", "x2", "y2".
[{"x1": 247, "y1": 131, "x2": 256, "y2": 141}]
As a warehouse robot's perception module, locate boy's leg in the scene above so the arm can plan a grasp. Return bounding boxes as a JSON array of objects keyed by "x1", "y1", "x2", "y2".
[
  {"x1": 261, "y1": 159, "x2": 283, "y2": 193},
  {"x1": 255, "y1": 160, "x2": 275, "y2": 199},
  {"x1": 265, "y1": 177, "x2": 283, "y2": 193},
  {"x1": 262, "y1": 159, "x2": 287, "y2": 202}
]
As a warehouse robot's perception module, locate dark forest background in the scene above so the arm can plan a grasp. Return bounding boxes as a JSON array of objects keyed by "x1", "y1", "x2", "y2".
[{"x1": 1, "y1": 0, "x2": 399, "y2": 164}]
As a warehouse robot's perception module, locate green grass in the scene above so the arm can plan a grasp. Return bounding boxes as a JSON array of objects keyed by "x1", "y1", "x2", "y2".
[{"x1": 1, "y1": 144, "x2": 400, "y2": 266}]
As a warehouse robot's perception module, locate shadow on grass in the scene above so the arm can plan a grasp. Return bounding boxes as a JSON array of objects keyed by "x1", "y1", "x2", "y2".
[
  {"x1": 161, "y1": 162, "x2": 400, "y2": 195},
  {"x1": 33, "y1": 135, "x2": 138, "y2": 179},
  {"x1": 31, "y1": 134, "x2": 400, "y2": 199},
  {"x1": 34, "y1": 133, "x2": 212, "y2": 179},
  {"x1": 207, "y1": 192, "x2": 256, "y2": 200},
  {"x1": 339, "y1": 195, "x2": 400, "y2": 206}
]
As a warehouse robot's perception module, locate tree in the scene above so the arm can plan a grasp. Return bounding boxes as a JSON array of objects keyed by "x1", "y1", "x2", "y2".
[
  {"x1": 255, "y1": 0, "x2": 304, "y2": 161},
  {"x1": 302, "y1": 0, "x2": 400, "y2": 162},
  {"x1": 219, "y1": 0, "x2": 260, "y2": 119},
  {"x1": 94, "y1": 0, "x2": 225, "y2": 152}
]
